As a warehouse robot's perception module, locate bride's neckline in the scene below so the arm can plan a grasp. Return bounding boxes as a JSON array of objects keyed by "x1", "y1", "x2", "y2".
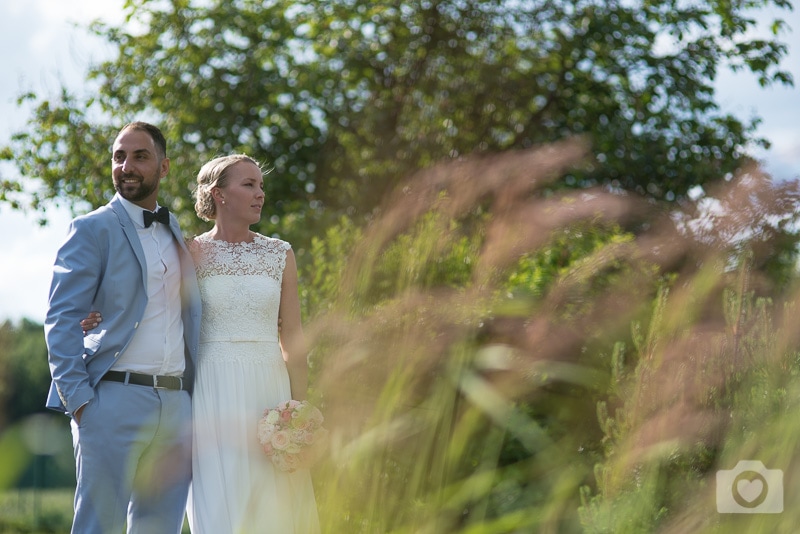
[{"x1": 198, "y1": 230, "x2": 261, "y2": 245}]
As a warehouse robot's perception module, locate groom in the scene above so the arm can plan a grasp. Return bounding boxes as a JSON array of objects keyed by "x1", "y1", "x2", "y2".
[{"x1": 44, "y1": 121, "x2": 201, "y2": 533}]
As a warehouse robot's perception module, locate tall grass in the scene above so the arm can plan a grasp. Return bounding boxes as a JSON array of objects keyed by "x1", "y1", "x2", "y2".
[
  {"x1": 0, "y1": 488, "x2": 72, "y2": 533},
  {"x1": 304, "y1": 140, "x2": 800, "y2": 533},
  {"x1": 3, "y1": 140, "x2": 798, "y2": 533}
]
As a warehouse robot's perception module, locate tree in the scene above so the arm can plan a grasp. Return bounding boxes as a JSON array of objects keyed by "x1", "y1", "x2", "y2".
[
  {"x1": 303, "y1": 0, "x2": 793, "y2": 205},
  {"x1": 0, "y1": 319, "x2": 51, "y2": 425},
  {"x1": 0, "y1": 0, "x2": 794, "y2": 238}
]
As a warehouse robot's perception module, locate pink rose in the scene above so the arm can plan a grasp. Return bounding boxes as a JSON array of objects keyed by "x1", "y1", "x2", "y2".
[
  {"x1": 257, "y1": 421, "x2": 276, "y2": 444},
  {"x1": 271, "y1": 430, "x2": 291, "y2": 450},
  {"x1": 282, "y1": 453, "x2": 302, "y2": 472},
  {"x1": 259, "y1": 401, "x2": 327, "y2": 471},
  {"x1": 299, "y1": 430, "x2": 315, "y2": 445},
  {"x1": 296, "y1": 419, "x2": 314, "y2": 432}
]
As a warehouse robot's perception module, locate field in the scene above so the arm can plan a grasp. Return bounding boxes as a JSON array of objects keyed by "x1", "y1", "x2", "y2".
[
  {"x1": 0, "y1": 489, "x2": 192, "y2": 534},
  {"x1": 0, "y1": 489, "x2": 72, "y2": 534}
]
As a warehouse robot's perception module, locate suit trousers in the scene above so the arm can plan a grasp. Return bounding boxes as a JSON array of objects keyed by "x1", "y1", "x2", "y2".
[{"x1": 69, "y1": 380, "x2": 192, "y2": 534}]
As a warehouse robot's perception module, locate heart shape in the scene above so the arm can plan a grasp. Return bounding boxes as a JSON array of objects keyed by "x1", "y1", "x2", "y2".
[{"x1": 736, "y1": 479, "x2": 765, "y2": 503}]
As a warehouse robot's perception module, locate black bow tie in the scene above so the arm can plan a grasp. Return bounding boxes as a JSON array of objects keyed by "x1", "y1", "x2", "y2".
[{"x1": 143, "y1": 206, "x2": 170, "y2": 228}]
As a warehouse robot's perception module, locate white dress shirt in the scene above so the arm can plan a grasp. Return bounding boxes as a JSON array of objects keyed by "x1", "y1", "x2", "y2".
[{"x1": 111, "y1": 197, "x2": 186, "y2": 376}]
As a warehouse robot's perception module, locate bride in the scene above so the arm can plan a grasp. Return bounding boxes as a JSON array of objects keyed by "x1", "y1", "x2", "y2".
[{"x1": 186, "y1": 154, "x2": 319, "y2": 533}]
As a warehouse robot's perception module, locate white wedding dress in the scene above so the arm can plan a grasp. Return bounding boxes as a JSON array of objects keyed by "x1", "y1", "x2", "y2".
[{"x1": 187, "y1": 232, "x2": 319, "y2": 533}]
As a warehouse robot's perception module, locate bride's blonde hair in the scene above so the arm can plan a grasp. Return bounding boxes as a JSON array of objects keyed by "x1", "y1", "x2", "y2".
[{"x1": 193, "y1": 154, "x2": 261, "y2": 221}]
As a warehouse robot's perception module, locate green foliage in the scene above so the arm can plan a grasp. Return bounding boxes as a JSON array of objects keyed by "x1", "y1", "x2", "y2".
[
  {"x1": 0, "y1": 320, "x2": 50, "y2": 424},
  {"x1": 374, "y1": 212, "x2": 479, "y2": 297},
  {"x1": 292, "y1": 140, "x2": 800, "y2": 532},
  {"x1": 504, "y1": 222, "x2": 637, "y2": 299},
  {"x1": 0, "y1": 426, "x2": 31, "y2": 492},
  {"x1": 301, "y1": 146, "x2": 647, "y2": 531},
  {"x1": 4, "y1": 141, "x2": 800, "y2": 531},
  {"x1": 0, "y1": 488, "x2": 193, "y2": 533},
  {"x1": 575, "y1": 258, "x2": 800, "y2": 532},
  {"x1": 0, "y1": 488, "x2": 73, "y2": 534},
  {"x1": 340, "y1": 209, "x2": 483, "y2": 312},
  {"x1": 301, "y1": 0, "x2": 791, "y2": 204},
  {"x1": 0, "y1": 322, "x2": 75, "y2": 492},
  {"x1": 301, "y1": 215, "x2": 362, "y2": 317},
  {"x1": 0, "y1": 0, "x2": 797, "y2": 520},
  {"x1": 0, "y1": 0, "x2": 794, "y2": 231}
]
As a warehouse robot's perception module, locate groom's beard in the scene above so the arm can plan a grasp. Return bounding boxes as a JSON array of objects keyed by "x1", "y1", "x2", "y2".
[{"x1": 114, "y1": 171, "x2": 159, "y2": 202}]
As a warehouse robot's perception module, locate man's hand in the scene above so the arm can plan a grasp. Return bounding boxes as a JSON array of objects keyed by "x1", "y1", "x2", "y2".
[{"x1": 80, "y1": 311, "x2": 102, "y2": 335}]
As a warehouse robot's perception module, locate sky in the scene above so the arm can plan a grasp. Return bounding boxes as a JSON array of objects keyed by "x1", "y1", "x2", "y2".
[{"x1": 0, "y1": 1, "x2": 798, "y2": 324}]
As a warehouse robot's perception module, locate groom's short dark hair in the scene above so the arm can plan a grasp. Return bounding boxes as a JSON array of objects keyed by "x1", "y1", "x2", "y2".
[{"x1": 119, "y1": 121, "x2": 168, "y2": 159}]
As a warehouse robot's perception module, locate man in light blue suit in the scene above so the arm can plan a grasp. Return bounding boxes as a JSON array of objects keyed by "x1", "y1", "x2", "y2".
[{"x1": 44, "y1": 122, "x2": 202, "y2": 533}]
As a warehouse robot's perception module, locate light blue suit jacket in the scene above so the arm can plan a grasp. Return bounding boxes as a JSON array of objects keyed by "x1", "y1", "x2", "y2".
[{"x1": 44, "y1": 194, "x2": 202, "y2": 414}]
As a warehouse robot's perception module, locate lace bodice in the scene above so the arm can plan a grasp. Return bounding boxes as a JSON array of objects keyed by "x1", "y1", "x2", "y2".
[{"x1": 189, "y1": 233, "x2": 290, "y2": 346}]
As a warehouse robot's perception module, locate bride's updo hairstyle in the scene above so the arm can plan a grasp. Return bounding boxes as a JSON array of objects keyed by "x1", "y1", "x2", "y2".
[{"x1": 194, "y1": 154, "x2": 261, "y2": 221}]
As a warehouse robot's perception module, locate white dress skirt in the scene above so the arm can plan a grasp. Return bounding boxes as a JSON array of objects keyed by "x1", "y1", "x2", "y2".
[{"x1": 187, "y1": 233, "x2": 319, "y2": 534}]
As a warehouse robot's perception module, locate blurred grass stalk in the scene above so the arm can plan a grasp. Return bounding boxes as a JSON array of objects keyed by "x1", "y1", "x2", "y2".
[
  {"x1": 2, "y1": 139, "x2": 797, "y2": 532},
  {"x1": 305, "y1": 139, "x2": 800, "y2": 533}
]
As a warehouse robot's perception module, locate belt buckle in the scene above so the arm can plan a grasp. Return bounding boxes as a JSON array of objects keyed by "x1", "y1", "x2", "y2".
[{"x1": 153, "y1": 375, "x2": 167, "y2": 389}]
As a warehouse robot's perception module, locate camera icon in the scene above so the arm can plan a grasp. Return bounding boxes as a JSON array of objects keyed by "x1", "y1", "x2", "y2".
[{"x1": 716, "y1": 460, "x2": 783, "y2": 513}]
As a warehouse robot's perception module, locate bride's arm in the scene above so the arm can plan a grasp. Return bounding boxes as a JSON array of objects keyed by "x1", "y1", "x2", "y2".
[{"x1": 278, "y1": 248, "x2": 309, "y2": 401}]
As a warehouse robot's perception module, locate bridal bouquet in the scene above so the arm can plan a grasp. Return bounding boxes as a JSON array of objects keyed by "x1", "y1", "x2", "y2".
[{"x1": 257, "y1": 400, "x2": 328, "y2": 472}]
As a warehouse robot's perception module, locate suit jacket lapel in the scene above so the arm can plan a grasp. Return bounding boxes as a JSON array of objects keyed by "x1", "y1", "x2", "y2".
[{"x1": 109, "y1": 195, "x2": 148, "y2": 290}]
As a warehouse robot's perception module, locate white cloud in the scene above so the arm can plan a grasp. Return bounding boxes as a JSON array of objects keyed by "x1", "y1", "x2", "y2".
[
  {"x1": 28, "y1": 0, "x2": 125, "y2": 24},
  {"x1": 0, "y1": 0, "x2": 123, "y2": 322},
  {"x1": 0, "y1": 207, "x2": 73, "y2": 323},
  {"x1": 0, "y1": 0, "x2": 122, "y2": 137}
]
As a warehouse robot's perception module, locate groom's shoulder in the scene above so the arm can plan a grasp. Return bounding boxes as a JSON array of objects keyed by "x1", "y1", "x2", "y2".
[
  {"x1": 68, "y1": 202, "x2": 128, "y2": 239},
  {"x1": 75, "y1": 200, "x2": 122, "y2": 224}
]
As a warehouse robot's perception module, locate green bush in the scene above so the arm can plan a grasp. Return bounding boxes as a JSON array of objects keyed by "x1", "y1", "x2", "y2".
[{"x1": 0, "y1": 489, "x2": 73, "y2": 534}]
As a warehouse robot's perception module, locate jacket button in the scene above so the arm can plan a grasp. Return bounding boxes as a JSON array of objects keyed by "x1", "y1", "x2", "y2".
[{"x1": 114, "y1": 352, "x2": 120, "y2": 358}]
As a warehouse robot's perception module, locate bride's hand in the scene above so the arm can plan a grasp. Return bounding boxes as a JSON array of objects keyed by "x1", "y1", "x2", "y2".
[{"x1": 81, "y1": 311, "x2": 102, "y2": 335}]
